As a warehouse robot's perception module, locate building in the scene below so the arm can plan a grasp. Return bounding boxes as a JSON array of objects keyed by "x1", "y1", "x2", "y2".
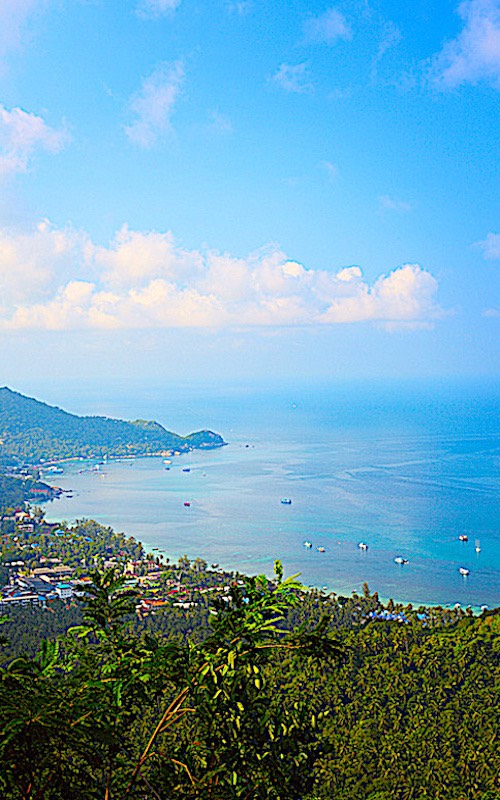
[{"x1": 55, "y1": 582, "x2": 73, "y2": 600}]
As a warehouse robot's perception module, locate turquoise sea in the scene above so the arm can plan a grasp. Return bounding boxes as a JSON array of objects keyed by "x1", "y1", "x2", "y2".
[{"x1": 44, "y1": 379, "x2": 500, "y2": 609}]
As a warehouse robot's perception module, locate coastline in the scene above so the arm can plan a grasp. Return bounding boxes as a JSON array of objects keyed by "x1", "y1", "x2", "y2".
[{"x1": 41, "y1": 454, "x2": 497, "y2": 615}]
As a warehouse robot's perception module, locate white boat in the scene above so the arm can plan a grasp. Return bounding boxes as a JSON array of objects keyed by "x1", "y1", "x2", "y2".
[
  {"x1": 317, "y1": 546, "x2": 326, "y2": 553},
  {"x1": 281, "y1": 498, "x2": 292, "y2": 505},
  {"x1": 394, "y1": 556, "x2": 409, "y2": 565},
  {"x1": 459, "y1": 567, "x2": 470, "y2": 576},
  {"x1": 459, "y1": 534, "x2": 468, "y2": 542},
  {"x1": 358, "y1": 542, "x2": 368, "y2": 550},
  {"x1": 475, "y1": 539, "x2": 481, "y2": 553},
  {"x1": 303, "y1": 541, "x2": 313, "y2": 549}
]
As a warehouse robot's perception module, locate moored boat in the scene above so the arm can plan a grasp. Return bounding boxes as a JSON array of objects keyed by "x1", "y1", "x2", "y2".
[
  {"x1": 459, "y1": 567, "x2": 470, "y2": 576},
  {"x1": 358, "y1": 542, "x2": 368, "y2": 550},
  {"x1": 394, "y1": 556, "x2": 409, "y2": 565},
  {"x1": 303, "y1": 540, "x2": 313, "y2": 548}
]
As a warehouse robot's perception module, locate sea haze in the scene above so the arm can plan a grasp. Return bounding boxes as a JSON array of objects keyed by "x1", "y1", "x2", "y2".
[{"x1": 44, "y1": 379, "x2": 500, "y2": 609}]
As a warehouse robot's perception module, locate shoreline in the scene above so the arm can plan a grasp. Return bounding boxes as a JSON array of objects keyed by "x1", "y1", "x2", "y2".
[
  {"x1": 41, "y1": 450, "x2": 499, "y2": 615},
  {"x1": 41, "y1": 505, "x2": 493, "y2": 616}
]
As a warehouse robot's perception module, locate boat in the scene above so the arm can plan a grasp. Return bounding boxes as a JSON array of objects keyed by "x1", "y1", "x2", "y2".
[
  {"x1": 475, "y1": 539, "x2": 481, "y2": 553},
  {"x1": 182, "y1": 468, "x2": 191, "y2": 473},
  {"x1": 183, "y1": 501, "x2": 191, "y2": 507},
  {"x1": 317, "y1": 546, "x2": 326, "y2": 553},
  {"x1": 358, "y1": 542, "x2": 368, "y2": 550},
  {"x1": 211, "y1": 563, "x2": 219, "y2": 569},
  {"x1": 459, "y1": 567, "x2": 470, "y2": 576},
  {"x1": 303, "y1": 541, "x2": 313, "y2": 548},
  {"x1": 394, "y1": 556, "x2": 409, "y2": 565},
  {"x1": 163, "y1": 459, "x2": 172, "y2": 464},
  {"x1": 459, "y1": 534, "x2": 468, "y2": 542},
  {"x1": 280, "y1": 498, "x2": 292, "y2": 505}
]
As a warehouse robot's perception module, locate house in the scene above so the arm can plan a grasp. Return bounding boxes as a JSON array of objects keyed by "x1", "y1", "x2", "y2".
[
  {"x1": 0, "y1": 589, "x2": 45, "y2": 607},
  {"x1": 17, "y1": 577, "x2": 54, "y2": 596},
  {"x1": 32, "y1": 565, "x2": 74, "y2": 578},
  {"x1": 55, "y1": 582, "x2": 73, "y2": 600}
]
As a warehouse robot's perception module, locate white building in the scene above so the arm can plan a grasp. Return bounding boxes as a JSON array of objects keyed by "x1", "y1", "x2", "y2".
[{"x1": 55, "y1": 582, "x2": 73, "y2": 600}]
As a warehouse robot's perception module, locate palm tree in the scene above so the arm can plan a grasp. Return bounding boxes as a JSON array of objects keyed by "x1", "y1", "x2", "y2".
[{"x1": 79, "y1": 567, "x2": 138, "y2": 632}]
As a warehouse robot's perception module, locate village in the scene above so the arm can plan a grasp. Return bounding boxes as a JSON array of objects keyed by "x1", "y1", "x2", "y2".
[{"x1": 0, "y1": 506, "x2": 240, "y2": 616}]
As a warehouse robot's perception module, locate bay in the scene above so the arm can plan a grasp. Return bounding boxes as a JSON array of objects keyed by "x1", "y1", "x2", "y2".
[{"x1": 44, "y1": 379, "x2": 500, "y2": 609}]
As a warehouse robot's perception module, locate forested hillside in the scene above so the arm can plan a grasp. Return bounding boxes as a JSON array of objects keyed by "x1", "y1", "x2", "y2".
[
  {"x1": 0, "y1": 566, "x2": 498, "y2": 800},
  {"x1": 0, "y1": 474, "x2": 57, "y2": 512},
  {"x1": 0, "y1": 387, "x2": 224, "y2": 463}
]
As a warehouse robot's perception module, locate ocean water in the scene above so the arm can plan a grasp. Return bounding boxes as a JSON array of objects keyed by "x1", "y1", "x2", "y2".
[{"x1": 44, "y1": 379, "x2": 500, "y2": 609}]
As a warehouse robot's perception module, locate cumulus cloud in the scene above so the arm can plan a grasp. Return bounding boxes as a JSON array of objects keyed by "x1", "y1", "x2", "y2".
[
  {"x1": 0, "y1": 221, "x2": 443, "y2": 331},
  {"x1": 0, "y1": 104, "x2": 68, "y2": 178},
  {"x1": 272, "y1": 63, "x2": 313, "y2": 93},
  {"x1": 124, "y1": 61, "x2": 184, "y2": 148},
  {"x1": 0, "y1": 220, "x2": 87, "y2": 311},
  {"x1": 304, "y1": 7, "x2": 352, "y2": 44},
  {"x1": 429, "y1": 0, "x2": 500, "y2": 89},
  {"x1": 474, "y1": 231, "x2": 500, "y2": 258},
  {"x1": 136, "y1": 0, "x2": 182, "y2": 18}
]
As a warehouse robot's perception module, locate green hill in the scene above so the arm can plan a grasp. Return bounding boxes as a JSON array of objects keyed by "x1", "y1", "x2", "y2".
[{"x1": 0, "y1": 387, "x2": 225, "y2": 464}]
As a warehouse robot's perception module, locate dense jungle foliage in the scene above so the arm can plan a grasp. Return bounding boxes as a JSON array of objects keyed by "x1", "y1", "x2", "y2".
[
  {"x1": 0, "y1": 387, "x2": 224, "y2": 463},
  {"x1": 0, "y1": 565, "x2": 499, "y2": 800}
]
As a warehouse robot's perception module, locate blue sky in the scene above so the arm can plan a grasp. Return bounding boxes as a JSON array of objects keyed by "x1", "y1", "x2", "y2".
[{"x1": 0, "y1": 0, "x2": 499, "y2": 389}]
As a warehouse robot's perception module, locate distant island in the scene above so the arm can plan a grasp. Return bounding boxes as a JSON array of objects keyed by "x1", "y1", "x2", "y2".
[{"x1": 0, "y1": 387, "x2": 225, "y2": 509}]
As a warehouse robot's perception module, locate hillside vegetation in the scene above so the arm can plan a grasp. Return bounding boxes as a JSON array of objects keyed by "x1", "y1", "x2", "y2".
[
  {"x1": 0, "y1": 565, "x2": 499, "y2": 800},
  {"x1": 0, "y1": 387, "x2": 224, "y2": 463}
]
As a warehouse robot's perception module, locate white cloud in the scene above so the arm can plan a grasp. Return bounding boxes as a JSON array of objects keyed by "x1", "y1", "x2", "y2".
[
  {"x1": 207, "y1": 110, "x2": 233, "y2": 134},
  {"x1": 320, "y1": 265, "x2": 439, "y2": 324},
  {"x1": 124, "y1": 61, "x2": 184, "y2": 148},
  {"x1": 272, "y1": 63, "x2": 313, "y2": 93},
  {"x1": 0, "y1": 0, "x2": 43, "y2": 63},
  {"x1": 321, "y1": 160, "x2": 338, "y2": 180},
  {"x1": 0, "y1": 220, "x2": 89, "y2": 322},
  {"x1": 0, "y1": 221, "x2": 443, "y2": 331},
  {"x1": 0, "y1": 105, "x2": 68, "y2": 178},
  {"x1": 378, "y1": 194, "x2": 413, "y2": 212},
  {"x1": 136, "y1": 0, "x2": 182, "y2": 18},
  {"x1": 227, "y1": 1, "x2": 253, "y2": 14},
  {"x1": 371, "y1": 20, "x2": 401, "y2": 80},
  {"x1": 474, "y1": 231, "x2": 500, "y2": 258},
  {"x1": 429, "y1": 0, "x2": 500, "y2": 89},
  {"x1": 304, "y1": 8, "x2": 352, "y2": 44}
]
